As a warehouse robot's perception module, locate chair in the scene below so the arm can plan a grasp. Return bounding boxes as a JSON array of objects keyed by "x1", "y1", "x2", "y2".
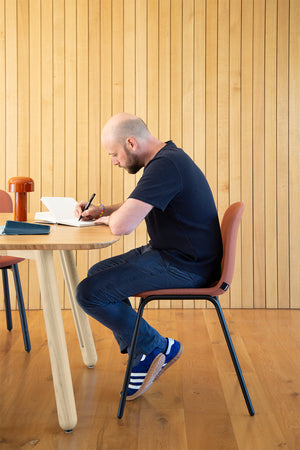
[
  {"x1": 0, "y1": 189, "x2": 31, "y2": 352},
  {"x1": 118, "y1": 202, "x2": 254, "y2": 418}
]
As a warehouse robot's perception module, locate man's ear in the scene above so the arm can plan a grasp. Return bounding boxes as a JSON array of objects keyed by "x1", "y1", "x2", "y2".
[{"x1": 126, "y1": 137, "x2": 138, "y2": 152}]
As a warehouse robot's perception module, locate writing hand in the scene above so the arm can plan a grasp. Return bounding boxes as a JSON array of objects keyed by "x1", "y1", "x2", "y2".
[{"x1": 75, "y1": 201, "x2": 100, "y2": 221}]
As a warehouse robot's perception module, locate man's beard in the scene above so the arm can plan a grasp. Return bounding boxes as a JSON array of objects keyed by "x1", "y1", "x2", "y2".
[{"x1": 123, "y1": 146, "x2": 143, "y2": 174}]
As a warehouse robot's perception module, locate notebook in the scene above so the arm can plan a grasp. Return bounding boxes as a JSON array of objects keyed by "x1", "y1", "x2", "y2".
[
  {"x1": 0, "y1": 220, "x2": 50, "y2": 235},
  {"x1": 34, "y1": 197, "x2": 96, "y2": 227}
]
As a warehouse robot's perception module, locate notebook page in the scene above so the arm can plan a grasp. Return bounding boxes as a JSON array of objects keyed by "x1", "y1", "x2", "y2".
[{"x1": 41, "y1": 197, "x2": 78, "y2": 221}]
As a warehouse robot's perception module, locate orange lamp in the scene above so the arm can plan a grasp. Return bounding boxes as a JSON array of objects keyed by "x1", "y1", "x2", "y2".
[{"x1": 8, "y1": 177, "x2": 34, "y2": 222}]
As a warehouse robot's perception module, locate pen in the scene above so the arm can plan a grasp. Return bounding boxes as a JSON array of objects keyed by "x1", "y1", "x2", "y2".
[{"x1": 78, "y1": 193, "x2": 96, "y2": 221}]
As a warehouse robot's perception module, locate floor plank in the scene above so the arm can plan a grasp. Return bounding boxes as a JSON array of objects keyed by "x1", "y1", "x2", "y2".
[{"x1": 0, "y1": 309, "x2": 299, "y2": 449}]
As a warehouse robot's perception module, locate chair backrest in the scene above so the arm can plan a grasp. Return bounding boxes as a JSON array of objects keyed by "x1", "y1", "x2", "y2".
[
  {"x1": 136, "y1": 202, "x2": 244, "y2": 299},
  {"x1": 0, "y1": 189, "x2": 13, "y2": 213},
  {"x1": 219, "y1": 202, "x2": 244, "y2": 289}
]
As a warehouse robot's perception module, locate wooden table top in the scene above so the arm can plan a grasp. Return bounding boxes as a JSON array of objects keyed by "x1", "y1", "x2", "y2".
[{"x1": 0, "y1": 213, "x2": 119, "y2": 250}]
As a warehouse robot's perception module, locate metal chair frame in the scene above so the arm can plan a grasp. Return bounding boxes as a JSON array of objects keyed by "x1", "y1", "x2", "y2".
[{"x1": 118, "y1": 293, "x2": 254, "y2": 418}]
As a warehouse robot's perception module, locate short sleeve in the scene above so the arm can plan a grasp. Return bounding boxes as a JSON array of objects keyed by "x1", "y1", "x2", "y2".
[{"x1": 129, "y1": 156, "x2": 182, "y2": 211}]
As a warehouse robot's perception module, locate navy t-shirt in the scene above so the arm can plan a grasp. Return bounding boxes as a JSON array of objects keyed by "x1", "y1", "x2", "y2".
[{"x1": 129, "y1": 141, "x2": 222, "y2": 283}]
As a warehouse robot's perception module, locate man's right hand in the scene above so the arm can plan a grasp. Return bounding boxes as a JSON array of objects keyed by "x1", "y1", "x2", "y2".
[{"x1": 75, "y1": 201, "x2": 102, "y2": 221}]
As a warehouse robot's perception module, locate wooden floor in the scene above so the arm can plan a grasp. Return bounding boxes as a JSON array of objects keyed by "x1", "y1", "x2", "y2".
[{"x1": 0, "y1": 308, "x2": 299, "y2": 450}]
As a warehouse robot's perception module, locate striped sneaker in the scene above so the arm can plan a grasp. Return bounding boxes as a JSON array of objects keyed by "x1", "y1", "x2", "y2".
[
  {"x1": 126, "y1": 348, "x2": 165, "y2": 401},
  {"x1": 154, "y1": 338, "x2": 183, "y2": 381}
]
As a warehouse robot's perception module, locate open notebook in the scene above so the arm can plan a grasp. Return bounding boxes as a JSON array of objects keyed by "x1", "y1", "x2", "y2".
[{"x1": 34, "y1": 197, "x2": 96, "y2": 227}]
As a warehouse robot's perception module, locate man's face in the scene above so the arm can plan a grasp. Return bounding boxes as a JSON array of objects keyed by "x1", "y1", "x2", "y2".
[{"x1": 108, "y1": 141, "x2": 143, "y2": 174}]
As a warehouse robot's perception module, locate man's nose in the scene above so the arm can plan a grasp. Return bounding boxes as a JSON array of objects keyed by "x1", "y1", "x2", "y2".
[{"x1": 112, "y1": 157, "x2": 119, "y2": 166}]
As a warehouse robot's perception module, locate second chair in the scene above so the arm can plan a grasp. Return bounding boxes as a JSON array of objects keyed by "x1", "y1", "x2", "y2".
[{"x1": 0, "y1": 189, "x2": 31, "y2": 352}]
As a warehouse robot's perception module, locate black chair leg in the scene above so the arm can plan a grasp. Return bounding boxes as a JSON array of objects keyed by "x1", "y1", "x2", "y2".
[
  {"x1": 11, "y1": 265, "x2": 31, "y2": 353},
  {"x1": 209, "y1": 296, "x2": 255, "y2": 416},
  {"x1": 118, "y1": 298, "x2": 147, "y2": 419},
  {"x1": 2, "y1": 268, "x2": 13, "y2": 331}
]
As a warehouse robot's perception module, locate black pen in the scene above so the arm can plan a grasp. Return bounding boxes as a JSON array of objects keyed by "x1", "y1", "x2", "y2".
[{"x1": 78, "y1": 193, "x2": 96, "y2": 221}]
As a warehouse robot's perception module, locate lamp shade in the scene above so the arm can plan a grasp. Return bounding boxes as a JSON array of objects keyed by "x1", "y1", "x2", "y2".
[{"x1": 8, "y1": 177, "x2": 34, "y2": 193}]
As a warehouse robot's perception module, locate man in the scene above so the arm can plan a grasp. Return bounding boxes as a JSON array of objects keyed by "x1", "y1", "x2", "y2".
[{"x1": 75, "y1": 113, "x2": 222, "y2": 400}]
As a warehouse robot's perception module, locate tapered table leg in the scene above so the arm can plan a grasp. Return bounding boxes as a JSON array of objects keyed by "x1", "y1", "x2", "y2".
[
  {"x1": 58, "y1": 250, "x2": 97, "y2": 368},
  {"x1": 34, "y1": 250, "x2": 77, "y2": 431}
]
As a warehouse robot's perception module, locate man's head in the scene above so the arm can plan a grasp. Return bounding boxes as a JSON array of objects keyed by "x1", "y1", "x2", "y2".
[
  {"x1": 102, "y1": 113, "x2": 150, "y2": 146},
  {"x1": 101, "y1": 113, "x2": 152, "y2": 174}
]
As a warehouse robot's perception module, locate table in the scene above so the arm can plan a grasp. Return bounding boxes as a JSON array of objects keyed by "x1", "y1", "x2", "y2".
[{"x1": 0, "y1": 214, "x2": 119, "y2": 431}]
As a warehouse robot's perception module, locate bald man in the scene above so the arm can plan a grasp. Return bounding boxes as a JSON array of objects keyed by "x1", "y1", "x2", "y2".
[{"x1": 75, "y1": 113, "x2": 222, "y2": 401}]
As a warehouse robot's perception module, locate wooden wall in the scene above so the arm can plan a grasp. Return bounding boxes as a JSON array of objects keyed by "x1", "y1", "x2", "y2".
[{"x1": 0, "y1": 0, "x2": 299, "y2": 310}]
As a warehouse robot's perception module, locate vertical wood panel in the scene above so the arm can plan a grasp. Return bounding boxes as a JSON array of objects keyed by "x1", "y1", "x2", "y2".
[
  {"x1": 170, "y1": 0, "x2": 182, "y2": 309},
  {"x1": 17, "y1": 0, "x2": 30, "y2": 308},
  {"x1": 17, "y1": 0, "x2": 29, "y2": 176},
  {"x1": 123, "y1": 0, "x2": 136, "y2": 251},
  {"x1": 229, "y1": 0, "x2": 242, "y2": 308},
  {"x1": 100, "y1": 0, "x2": 112, "y2": 264},
  {"x1": 112, "y1": 0, "x2": 124, "y2": 258},
  {"x1": 205, "y1": 0, "x2": 218, "y2": 202},
  {"x1": 6, "y1": 0, "x2": 18, "y2": 184},
  {"x1": 41, "y1": 0, "x2": 53, "y2": 198},
  {"x1": 241, "y1": 0, "x2": 254, "y2": 308},
  {"x1": 289, "y1": 0, "x2": 300, "y2": 308},
  {"x1": 53, "y1": 0, "x2": 65, "y2": 197},
  {"x1": 5, "y1": 0, "x2": 18, "y2": 310},
  {"x1": 29, "y1": 0, "x2": 41, "y2": 212},
  {"x1": 217, "y1": 0, "x2": 230, "y2": 308},
  {"x1": 147, "y1": 0, "x2": 159, "y2": 309},
  {"x1": 265, "y1": 0, "x2": 278, "y2": 308},
  {"x1": 1, "y1": 0, "x2": 299, "y2": 310},
  {"x1": 253, "y1": 0, "x2": 266, "y2": 308},
  {"x1": 0, "y1": 0, "x2": 5, "y2": 190},
  {"x1": 76, "y1": 0, "x2": 89, "y2": 284},
  {"x1": 182, "y1": 0, "x2": 194, "y2": 309},
  {"x1": 205, "y1": 0, "x2": 218, "y2": 310},
  {"x1": 64, "y1": 0, "x2": 77, "y2": 307},
  {"x1": 170, "y1": 0, "x2": 182, "y2": 147},
  {"x1": 194, "y1": 0, "x2": 206, "y2": 174},
  {"x1": 123, "y1": 0, "x2": 136, "y2": 307},
  {"x1": 277, "y1": 0, "x2": 290, "y2": 308},
  {"x1": 158, "y1": 0, "x2": 170, "y2": 308},
  {"x1": 217, "y1": 0, "x2": 229, "y2": 217},
  {"x1": 53, "y1": 0, "x2": 66, "y2": 307},
  {"x1": 158, "y1": 0, "x2": 170, "y2": 142},
  {"x1": 135, "y1": 0, "x2": 147, "y2": 255},
  {"x1": 65, "y1": 0, "x2": 77, "y2": 199},
  {"x1": 88, "y1": 0, "x2": 101, "y2": 269},
  {"x1": 28, "y1": 0, "x2": 41, "y2": 309},
  {"x1": 182, "y1": 0, "x2": 194, "y2": 161},
  {"x1": 148, "y1": 0, "x2": 159, "y2": 140},
  {"x1": 194, "y1": 0, "x2": 206, "y2": 309}
]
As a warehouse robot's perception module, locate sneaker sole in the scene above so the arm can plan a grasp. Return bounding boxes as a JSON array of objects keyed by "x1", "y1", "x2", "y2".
[
  {"x1": 153, "y1": 343, "x2": 184, "y2": 382},
  {"x1": 126, "y1": 353, "x2": 165, "y2": 401}
]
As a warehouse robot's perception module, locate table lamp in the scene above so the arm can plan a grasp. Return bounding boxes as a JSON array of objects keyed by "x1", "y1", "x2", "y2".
[{"x1": 8, "y1": 177, "x2": 34, "y2": 221}]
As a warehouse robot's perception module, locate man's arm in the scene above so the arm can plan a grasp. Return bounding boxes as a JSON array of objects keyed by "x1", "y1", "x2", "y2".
[{"x1": 96, "y1": 198, "x2": 153, "y2": 235}]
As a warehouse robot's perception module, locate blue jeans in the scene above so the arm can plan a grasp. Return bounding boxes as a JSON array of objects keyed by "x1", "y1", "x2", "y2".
[{"x1": 76, "y1": 244, "x2": 206, "y2": 364}]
